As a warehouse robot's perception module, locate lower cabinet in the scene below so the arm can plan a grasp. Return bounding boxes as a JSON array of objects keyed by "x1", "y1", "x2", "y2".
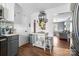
[
  {"x1": 0, "y1": 37, "x2": 7, "y2": 56},
  {"x1": 7, "y1": 35, "x2": 19, "y2": 56},
  {"x1": 32, "y1": 33, "x2": 46, "y2": 48}
]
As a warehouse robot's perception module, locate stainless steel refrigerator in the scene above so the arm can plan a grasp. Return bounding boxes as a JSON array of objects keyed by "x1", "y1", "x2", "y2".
[{"x1": 71, "y1": 3, "x2": 79, "y2": 54}]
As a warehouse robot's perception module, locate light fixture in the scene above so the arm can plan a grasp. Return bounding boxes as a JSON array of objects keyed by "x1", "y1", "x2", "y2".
[
  {"x1": 38, "y1": 11, "x2": 48, "y2": 23},
  {"x1": 38, "y1": 11, "x2": 48, "y2": 30}
]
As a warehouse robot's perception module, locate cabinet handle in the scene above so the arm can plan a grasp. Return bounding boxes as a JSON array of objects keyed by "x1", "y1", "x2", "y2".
[{"x1": 0, "y1": 39, "x2": 6, "y2": 42}]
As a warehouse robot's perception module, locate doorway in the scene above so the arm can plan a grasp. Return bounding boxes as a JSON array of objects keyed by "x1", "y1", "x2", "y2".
[{"x1": 53, "y1": 12, "x2": 72, "y2": 55}]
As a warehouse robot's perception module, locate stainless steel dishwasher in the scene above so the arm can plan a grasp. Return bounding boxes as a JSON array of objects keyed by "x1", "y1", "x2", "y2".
[{"x1": 0, "y1": 38, "x2": 7, "y2": 56}]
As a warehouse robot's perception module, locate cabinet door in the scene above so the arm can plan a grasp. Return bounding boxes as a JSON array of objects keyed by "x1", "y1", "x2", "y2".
[
  {"x1": 32, "y1": 34, "x2": 37, "y2": 44},
  {"x1": 0, "y1": 38, "x2": 7, "y2": 56},
  {"x1": 8, "y1": 35, "x2": 19, "y2": 56},
  {"x1": 11, "y1": 35, "x2": 19, "y2": 56},
  {"x1": 7, "y1": 36, "x2": 12, "y2": 55},
  {"x1": 38, "y1": 34, "x2": 45, "y2": 46}
]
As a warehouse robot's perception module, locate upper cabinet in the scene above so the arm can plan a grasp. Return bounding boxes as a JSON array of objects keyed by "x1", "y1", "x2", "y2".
[
  {"x1": 0, "y1": 3, "x2": 14, "y2": 22},
  {"x1": 0, "y1": 5, "x2": 4, "y2": 19}
]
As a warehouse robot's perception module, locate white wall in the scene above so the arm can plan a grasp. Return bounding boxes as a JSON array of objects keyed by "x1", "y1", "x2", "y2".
[
  {"x1": 30, "y1": 4, "x2": 72, "y2": 37},
  {"x1": 0, "y1": 3, "x2": 14, "y2": 21},
  {"x1": 14, "y1": 24, "x2": 29, "y2": 47},
  {"x1": 14, "y1": 4, "x2": 30, "y2": 47},
  {"x1": 31, "y1": 12, "x2": 54, "y2": 37}
]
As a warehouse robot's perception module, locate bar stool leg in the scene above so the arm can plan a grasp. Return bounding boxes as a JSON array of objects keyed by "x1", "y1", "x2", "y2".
[
  {"x1": 49, "y1": 40, "x2": 52, "y2": 54},
  {"x1": 44, "y1": 40, "x2": 46, "y2": 52}
]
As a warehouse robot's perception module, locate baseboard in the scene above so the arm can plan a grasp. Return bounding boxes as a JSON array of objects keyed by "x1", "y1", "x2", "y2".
[{"x1": 19, "y1": 42, "x2": 30, "y2": 47}]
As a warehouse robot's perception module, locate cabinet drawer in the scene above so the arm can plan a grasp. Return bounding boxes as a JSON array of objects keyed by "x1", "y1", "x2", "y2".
[{"x1": 11, "y1": 35, "x2": 18, "y2": 39}]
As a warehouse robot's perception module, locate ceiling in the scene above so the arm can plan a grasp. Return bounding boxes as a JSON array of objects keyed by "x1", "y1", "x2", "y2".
[
  {"x1": 18, "y1": 3, "x2": 67, "y2": 16},
  {"x1": 53, "y1": 12, "x2": 72, "y2": 22}
]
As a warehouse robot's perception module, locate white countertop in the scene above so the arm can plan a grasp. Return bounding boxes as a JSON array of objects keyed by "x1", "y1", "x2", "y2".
[{"x1": 3, "y1": 34, "x2": 18, "y2": 37}]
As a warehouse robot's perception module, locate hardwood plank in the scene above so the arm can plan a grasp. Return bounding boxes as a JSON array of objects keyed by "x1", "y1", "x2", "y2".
[{"x1": 17, "y1": 36, "x2": 70, "y2": 56}]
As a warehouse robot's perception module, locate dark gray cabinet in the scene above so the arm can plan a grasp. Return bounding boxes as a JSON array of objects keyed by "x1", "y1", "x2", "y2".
[
  {"x1": 7, "y1": 35, "x2": 19, "y2": 56},
  {"x1": 0, "y1": 37, "x2": 7, "y2": 56}
]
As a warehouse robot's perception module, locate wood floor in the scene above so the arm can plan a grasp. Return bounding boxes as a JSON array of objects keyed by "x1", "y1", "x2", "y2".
[{"x1": 17, "y1": 36, "x2": 70, "y2": 56}]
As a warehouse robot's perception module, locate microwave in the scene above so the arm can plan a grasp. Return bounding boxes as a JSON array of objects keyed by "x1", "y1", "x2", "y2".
[{"x1": 0, "y1": 6, "x2": 4, "y2": 19}]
